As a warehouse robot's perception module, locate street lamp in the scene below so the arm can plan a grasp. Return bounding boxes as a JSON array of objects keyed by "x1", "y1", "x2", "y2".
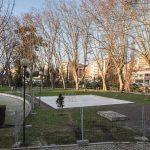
[
  {"x1": 39, "y1": 71, "x2": 43, "y2": 106},
  {"x1": 20, "y1": 58, "x2": 30, "y2": 146}
]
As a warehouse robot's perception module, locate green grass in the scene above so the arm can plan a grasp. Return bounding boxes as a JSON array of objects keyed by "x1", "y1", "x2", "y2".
[
  {"x1": 25, "y1": 107, "x2": 77, "y2": 145},
  {"x1": 0, "y1": 136, "x2": 14, "y2": 148},
  {"x1": 24, "y1": 106, "x2": 138, "y2": 146},
  {"x1": 96, "y1": 92, "x2": 150, "y2": 105},
  {"x1": 1, "y1": 86, "x2": 150, "y2": 105},
  {"x1": 0, "y1": 86, "x2": 11, "y2": 92},
  {"x1": 1, "y1": 87, "x2": 150, "y2": 148},
  {"x1": 0, "y1": 127, "x2": 15, "y2": 148}
]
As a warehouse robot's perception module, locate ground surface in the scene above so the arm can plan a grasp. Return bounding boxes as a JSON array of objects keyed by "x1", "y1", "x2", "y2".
[
  {"x1": 11, "y1": 143, "x2": 150, "y2": 150},
  {"x1": 40, "y1": 97, "x2": 150, "y2": 140},
  {"x1": 40, "y1": 95, "x2": 133, "y2": 109},
  {"x1": 1, "y1": 89, "x2": 150, "y2": 148},
  {"x1": 100, "y1": 103, "x2": 150, "y2": 135},
  {"x1": 40, "y1": 95, "x2": 150, "y2": 135},
  {"x1": 0, "y1": 93, "x2": 31, "y2": 125}
]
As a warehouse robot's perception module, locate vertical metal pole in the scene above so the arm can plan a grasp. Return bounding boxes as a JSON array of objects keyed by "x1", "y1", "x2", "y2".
[
  {"x1": 39, "y1": 80, "x2": 41, "y2": 106},
  {"x1": 23, "y1": 66, "x2": 26, "y2": 146},
  {"x1": 142, "y1": 106, "x2": 146, "y2": 137},
  {"x1": 81, "y1": 107, "x2": 84, "y2": 140}
]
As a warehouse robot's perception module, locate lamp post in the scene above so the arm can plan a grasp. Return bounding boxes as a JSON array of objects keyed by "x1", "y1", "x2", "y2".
[
  {"x1": 39, "y1": 71, "x2": 43, "y2": 106},
  {"x1": 20, "y1": 58, "x2": 29, "y2": 146}
]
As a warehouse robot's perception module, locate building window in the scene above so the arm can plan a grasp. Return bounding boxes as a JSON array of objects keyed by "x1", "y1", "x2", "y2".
[
  {"x1": 145, "y1": 74, "x2": 150, "y2": 76},
  {"x1": 139, "y1": 74, "x2": 143, "y2": 77}
]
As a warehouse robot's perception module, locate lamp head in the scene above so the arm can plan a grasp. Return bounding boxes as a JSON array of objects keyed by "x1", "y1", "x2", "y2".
[
  {"x1": 39, "y1": 71, "x2": 43, "y2": 76},
  {"x1": 21, "y1": 58, "x2": 30, "y2": 68}
]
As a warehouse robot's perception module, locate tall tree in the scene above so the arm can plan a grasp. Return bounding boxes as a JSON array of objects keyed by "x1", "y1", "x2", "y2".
[
  {"x1": 0, "y1": 0, "x2": 15, "y2": 86},
  {"x1": 60, "y1": 1, "x2": 90, "y2": 90},
  {"x1": 83, "y1": 0, "x2": 132, "y2": 91},
  {"x1": 33, "y1": 3, "x2": 61, "y2": 88},
  {"x1": 13, "y1": 14, "x2": 43, "y2": 89},
  {"x1": 130, "y1": 0, "x2": 150, "y2": 68}
]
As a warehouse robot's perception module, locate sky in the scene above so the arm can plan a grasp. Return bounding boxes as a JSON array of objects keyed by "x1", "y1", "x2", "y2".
[
  {"x1": 13, "y1": 0, "x2": 80, "y2": 16},
  {"x1": 13, "y1": 0, "x2": 45, "y2": 16}
]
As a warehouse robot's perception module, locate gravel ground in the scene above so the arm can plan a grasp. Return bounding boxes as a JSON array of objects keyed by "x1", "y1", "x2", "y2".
[{"x1": 11, "y1": 143, "x2": 150, "y2": 150}]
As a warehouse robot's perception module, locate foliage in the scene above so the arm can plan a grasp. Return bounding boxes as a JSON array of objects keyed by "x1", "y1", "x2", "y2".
[
  {"x1": 32, "y1": 71, "x2": 39, "y2": 77},
  {"x1": 12, "y1": 63, "x2": 22, "y2": 88},
  {"x1": 85, "y1": 81, "x2": 101, "y2": 89},
  {"x1": 0, "y1": 86, "x2": 11, "y2": 92}
]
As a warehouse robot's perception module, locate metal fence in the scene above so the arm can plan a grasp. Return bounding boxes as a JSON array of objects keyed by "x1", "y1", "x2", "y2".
[
  {"x1": 22, "y1": 100, "x2": 150, "y2": 146},
  {"x1": 1, "y1": 90, "x2": 150, "y2": 149},
  {"x1": 1, "y1": 88, "x2": 36, "y2": 148}
]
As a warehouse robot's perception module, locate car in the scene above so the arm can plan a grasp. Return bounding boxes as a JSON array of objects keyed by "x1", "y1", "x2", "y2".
[{"x1": 32, "y1": 80, "x2": 41, "y2": 86}]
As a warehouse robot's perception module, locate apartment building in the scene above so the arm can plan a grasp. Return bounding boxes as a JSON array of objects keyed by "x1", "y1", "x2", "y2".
[
  {"x1": 85, "y1": 59, "x2": 109, "y2": 81},
  {"x1": 85, "y1": 61, "x2": 100, "y2": 80},
  {"x1": 61, "y1": 62, "x2": 73, "y2": 80},
  {"x1": 60, "y1": 56, "x2": 150, "y2": 85},
  {"x1": 135, "y1": 56, "x2": 150, "y2": 70},
  {"x1": 132, "y1": 70, "x2": 150, "y2": 85},
  {"x1": 61, "y1": 62, "x2": 85, "y2": 80},
  {"x1": 78, "y1": 64, "x2": 85, "y2": 79},
  {"x1": 132, "y1": 56, "x2": 150, "y2": 85}
]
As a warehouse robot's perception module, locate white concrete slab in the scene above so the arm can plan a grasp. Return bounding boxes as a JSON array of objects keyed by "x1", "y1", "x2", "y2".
[
  {"x1": 40, "y1": 95, "x2": 133, "y2": 109},
  {"x1": 97, "y1": 111, "x2": 128, "y2": 121}
]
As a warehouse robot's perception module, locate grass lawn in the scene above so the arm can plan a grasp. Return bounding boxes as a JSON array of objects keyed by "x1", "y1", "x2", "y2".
[
  {"x1": 25, "y1": 106, "x2": 138, "y2": 146},
  {"x1": 0, "y1": 87, "x2": 150, "y2": 148},
  {"x1": 0, "y1": 128, "x2": 14, "y2": 148},
  {"x1": 0, "y1": 86, "x2": 11, "y2": 92}
]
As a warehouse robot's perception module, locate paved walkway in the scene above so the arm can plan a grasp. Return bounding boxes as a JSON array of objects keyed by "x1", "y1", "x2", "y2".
[{"x1": 0, "y1": 93, "x2": 31, "y2": 125}]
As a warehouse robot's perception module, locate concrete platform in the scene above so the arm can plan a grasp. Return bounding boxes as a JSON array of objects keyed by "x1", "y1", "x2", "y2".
[
  {"x1": 40, "y1": 95, "x2": 133, "y2": 109},
  {"x1": 97, "y1": 111, "x2": 128, "y2": 121}
]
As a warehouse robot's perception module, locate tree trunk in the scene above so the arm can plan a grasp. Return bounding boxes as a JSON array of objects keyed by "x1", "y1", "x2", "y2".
[
  {"x1": 125, "y1": 82, "x2": 130, "y2": 91},
  {"x1": 60, "y1": 71, "x2": 66, "y2": 89},
  {"x1": 62, "y1": 76, "x2": 66, "y2": 89},
  {"x1": 6, "y1": 67, "x2": 12, "y2": 87},
  {"x1": 51, "y1": 76, "x2": 54, "y2": 89},
  {"x1": 75, "y1": 82, "x2": 79, "y2": 90},
  {"x1": 102, "y1": 77, "x2": 107, "y2": 91},
  {"x1": 117, "y1": 69, "x2": 124, "y2": 91},
  {"x1": 29, "y1": 71, "x2": 33, "y2": 93},
  {"x1": 46, "y1": 67, "x2": 51, "y2": 87}
]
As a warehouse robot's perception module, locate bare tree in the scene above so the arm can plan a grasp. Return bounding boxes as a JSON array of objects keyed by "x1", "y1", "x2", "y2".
[
  {"x1": 0, "y1": 0, "x2": 15, "y2": 37},
  {"x1": 33, "y1": 3, "x2": 61, "y2": 88},
  {"x1": 0, "y1": 0, "x2": 15, "y2": 86},
  {"x1": 90, "y1": 39, "x2": 110, "y2": 91},
  {"x1": 0, "y1": 19, "x2": 16, "y2": 86},
  {"x1": 124, "y1": 52, "x2": 136, "y2": 91},
  {"x1": 60, "y1": 1, "x2": 90, "y2": 90},
  {"x1": 83, "y1": 0, "x2": 133, "y2": 91},
  {"x1": 129, "y1": 0, "x2": 150, "y2": 68}
]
